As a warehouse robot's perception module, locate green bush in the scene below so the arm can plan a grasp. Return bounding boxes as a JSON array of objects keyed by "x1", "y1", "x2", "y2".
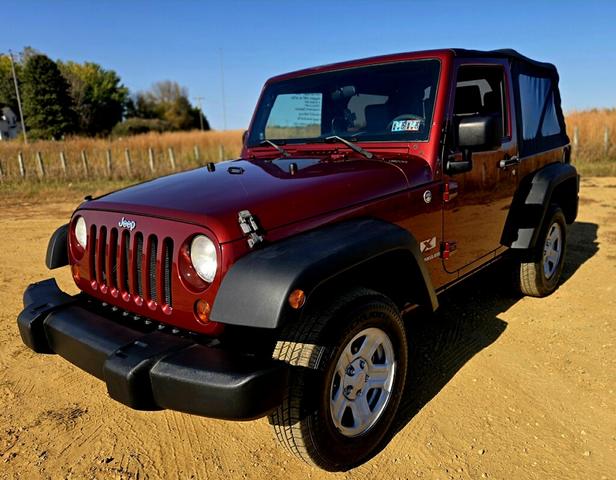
[{"x1": 111, "y1": 118, "x2": 172, "y2": 137}]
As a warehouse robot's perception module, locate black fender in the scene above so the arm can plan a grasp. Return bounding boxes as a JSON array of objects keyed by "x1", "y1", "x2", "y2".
[
  {"x1": 46, "y1": 224, "x2": 69, "y2": 269},
  {"x1": 501, "y1": 162, "x2": 579, "y2": 251},
  {"x1": 210, "y1": 219, "x2": 438, "y2": 329}
]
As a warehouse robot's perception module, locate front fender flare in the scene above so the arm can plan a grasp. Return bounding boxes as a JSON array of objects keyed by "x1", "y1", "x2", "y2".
[
  {"x1": 210, "y1": 219, "x2": 437, "y2": 329},
  {"x1": 46, "y1": 224, "x2": 69, "y2": 269}
]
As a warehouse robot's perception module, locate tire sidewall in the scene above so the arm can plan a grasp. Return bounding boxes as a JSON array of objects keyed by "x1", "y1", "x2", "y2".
[
  {"x1": 537, "y1": 207, "x2": 567, "y2": 292},
  {"x1": 307, "y1": 296, "x2": 408, "y2": 470}
]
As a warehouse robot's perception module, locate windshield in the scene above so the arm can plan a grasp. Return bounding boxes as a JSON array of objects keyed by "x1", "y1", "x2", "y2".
[{"x1": 248, "y1": 59, "x2": 441, "y2": 146}]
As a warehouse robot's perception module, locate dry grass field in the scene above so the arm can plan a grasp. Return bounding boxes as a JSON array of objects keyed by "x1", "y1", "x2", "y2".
[{"x1": 566, "y1": 109, "x2": 616, "y2": 176}]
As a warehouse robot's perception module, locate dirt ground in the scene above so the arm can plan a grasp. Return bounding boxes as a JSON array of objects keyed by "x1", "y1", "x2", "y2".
[{"x1": 0, "y1": 177, "x2": 614, "y2": 480}]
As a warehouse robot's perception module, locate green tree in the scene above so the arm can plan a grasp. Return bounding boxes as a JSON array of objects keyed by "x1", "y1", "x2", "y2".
[
  {"x1": 130, "y1": 81, "x2": 210, "y2": 131},
  {"x1": 0, "y1": 56, "x2": 18, "y2": 113},
  {"x1": 0, "y1": 47, "x2": 41, "y2": 114},
  {"x1": 21, "y1": 54, "x2": 75, "y2": 139},
  {"x1": 58, "y1": 61, "x2": 129, "y2": 136}
]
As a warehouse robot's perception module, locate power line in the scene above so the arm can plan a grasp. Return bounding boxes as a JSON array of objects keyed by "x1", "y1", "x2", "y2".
[{"x1": 6, "y1": 50, "x2": 28, "y2": 144}]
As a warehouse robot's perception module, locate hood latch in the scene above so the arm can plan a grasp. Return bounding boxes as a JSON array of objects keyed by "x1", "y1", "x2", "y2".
[{"x1": 238, "y1": 210, "x2": 264, "y2": 248}]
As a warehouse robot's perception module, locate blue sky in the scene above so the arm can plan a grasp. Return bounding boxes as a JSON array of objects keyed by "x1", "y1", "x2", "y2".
[{"x1": 4, "y1": 1, "x2": 616, "y2": 130}]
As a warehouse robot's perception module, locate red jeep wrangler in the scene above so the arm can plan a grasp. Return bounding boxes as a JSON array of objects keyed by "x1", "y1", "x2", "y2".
[{"x1": 18, "y1": 49, "x2": 578, "y2": 471}]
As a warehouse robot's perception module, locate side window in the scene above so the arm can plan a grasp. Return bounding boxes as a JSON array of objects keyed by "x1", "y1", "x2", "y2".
[
  {"x1": 518, "y1": 74, "x2": 560, "y2": 140},
  {"x1": 454, "y1": 65, "x2": 509, "y2": 138}
]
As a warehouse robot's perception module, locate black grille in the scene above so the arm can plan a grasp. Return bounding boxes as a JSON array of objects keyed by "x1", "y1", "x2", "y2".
[
  {"x1": 163, "y1": 238, "x2": 173, "y2": 306},
  {"x1": 99, "y1": 227, "x2": 107, "y2": 283},
  {"x1": 88, "y1": 225, "x2": 173, "y2": 307},
  {"x1": 135, "y1": 233, "x2": 143, "y2": 298},
  {"x1": 109, "y1": 228, "x2": 118, "y2": 288},
  {"x1": 148, "y1": 235, "x2": 158, "y2": 302},
  {"x1": 121, "y1": 230, "x2": 130, "y2": 291}
]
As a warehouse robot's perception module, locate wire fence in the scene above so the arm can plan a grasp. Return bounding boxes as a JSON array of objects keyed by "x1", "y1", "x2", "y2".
[{"x1": 0, "y1": 130, "x2": 243, "y2": 183}]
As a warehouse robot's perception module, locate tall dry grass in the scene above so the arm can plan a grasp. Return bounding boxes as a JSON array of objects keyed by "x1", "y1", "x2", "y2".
[
  {"x1": 567, "y1": 108, "x2": 616, "y2": 176},
  {"x1": 0, "y1": 130, "x2": 244, "y2": 182}
]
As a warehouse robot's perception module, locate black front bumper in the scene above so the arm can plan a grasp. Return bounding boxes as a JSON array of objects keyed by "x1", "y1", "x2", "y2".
[{"x1": 17, "y1": 279, "x2": 288, "y2": 420}]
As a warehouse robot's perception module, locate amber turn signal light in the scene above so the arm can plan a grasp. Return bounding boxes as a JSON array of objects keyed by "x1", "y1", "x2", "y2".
[
  {"x1": 194, "y1": 299, "x2": 211, "y2": 324},
  {"x1": 71, "y1": 264, "x2": 80, "y2": 281},
  {"x1": 288, "y1": 289, "x2": 306, "y2": 309}
]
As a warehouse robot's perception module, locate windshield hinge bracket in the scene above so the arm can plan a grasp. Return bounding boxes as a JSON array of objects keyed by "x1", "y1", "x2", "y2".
[{"x1": 238, "y1": 210, "x2": 264, "y2": 249}]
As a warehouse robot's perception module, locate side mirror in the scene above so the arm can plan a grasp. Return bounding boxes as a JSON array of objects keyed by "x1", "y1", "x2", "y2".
[
  {"x1": 457, "y1": 114, "x2": 501, "y2": 150},
  {"x1": 446, "y1": 115, "x2": 501, "y2": 175},
  {"x1": 242, "y1": 130, "x2": 248, "y2": 144}
]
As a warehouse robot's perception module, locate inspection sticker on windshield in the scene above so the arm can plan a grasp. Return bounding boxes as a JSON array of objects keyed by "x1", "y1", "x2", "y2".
[{"x1": 391, "y1": 119, "x2": 422, "y2": 132}]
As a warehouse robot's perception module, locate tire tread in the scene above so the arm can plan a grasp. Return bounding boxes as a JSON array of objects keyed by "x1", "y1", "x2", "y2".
[{"x1": 268, "y1": 288, "x2": 401, "y2": 470}]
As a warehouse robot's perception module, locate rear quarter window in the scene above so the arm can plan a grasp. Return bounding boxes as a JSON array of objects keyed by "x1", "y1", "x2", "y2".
[{"x1": 519, "y1": 74, "x2": 561, "y2": 140}]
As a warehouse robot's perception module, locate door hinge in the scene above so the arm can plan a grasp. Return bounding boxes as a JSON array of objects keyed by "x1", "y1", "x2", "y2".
[
  {"x1": 443, "y1": 181, "x2": 459, "y2": 202},
  {"x1": 238, "y1": 210, "x2": 264, "y2": 249},
  {"x1": 440, "y1": 241, "x2": 457, "y2": 260}
]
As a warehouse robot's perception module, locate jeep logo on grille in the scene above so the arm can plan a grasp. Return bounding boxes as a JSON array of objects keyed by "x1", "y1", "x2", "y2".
[{"x1": 118, "y1": 217, "x2": 136, "y2": 231}]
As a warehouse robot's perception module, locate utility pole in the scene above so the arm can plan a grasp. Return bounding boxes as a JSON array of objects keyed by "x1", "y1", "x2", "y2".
[
  {"x1": 194, "y1": 96, "x2": 205, "y2": 131},
  {"x1": 219, "y1": 48, "x2": 227, "y2": 130},
  {"x1": 7, "y1": 50, "x2": 27, "y2": 144}
]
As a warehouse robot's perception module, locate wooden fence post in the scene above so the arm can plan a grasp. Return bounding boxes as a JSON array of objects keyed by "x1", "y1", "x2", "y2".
[
  {"x1": 59, "y1": 151, "x2": 68, "y2": 176},
  {"x1": 36, "y1": 152, "x2": 46, "y2": 178},
  {"x1": 148, "y1": 147, "x2": 156, "y2": 173},
  {"x1": 219, "y1": 144, "x2": 225, "y2": 162},
  {"x1": 125, "y1": 148, "x2": 132, "y2": 177},
  {"x1": 81, "y1": 150, "x2": 89, "y2": 177},
  {"x1": 168, "y1": 147, "x2": 176, "y2": 171},
  {"x1": 105, "y1": 149, "x2": 113, "y2": 177},
  {"x1": 0, "y1": 159, "x2": 4, "y2": 182},
  {"x1": 193, "y1": 145, "x2": 200, "y2": 162},
  {"x1": 604, "y1": 126, "x2": 610, "y2": 155},
  {"x1": 18, "y1": 152, "x2": 26, "y2": 178},
  {"x1": 573, "y1": 126, "x2": 579, "y2": 149}
]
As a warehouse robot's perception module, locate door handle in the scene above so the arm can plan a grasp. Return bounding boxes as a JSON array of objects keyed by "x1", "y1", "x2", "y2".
[{"x1": 499, "y1": 156, "x2": 520, "y2": 169}]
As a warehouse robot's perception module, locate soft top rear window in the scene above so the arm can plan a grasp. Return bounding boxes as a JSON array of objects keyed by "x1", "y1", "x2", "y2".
[
  {"x1": 518, "y1": 74, "x2": 561, "y2": 140},
  {"x1": 248, "y1": 59, "x2": 441, "y2": 146}
]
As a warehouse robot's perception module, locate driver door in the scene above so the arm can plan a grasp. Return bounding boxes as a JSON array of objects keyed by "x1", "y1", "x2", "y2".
[{"x1": 442, "y1": 60, "x2": 518, "y2": 274}]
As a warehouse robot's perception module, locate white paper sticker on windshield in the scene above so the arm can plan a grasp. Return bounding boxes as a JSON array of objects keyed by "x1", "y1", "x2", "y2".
[{"x1": 391, "y1": 119, "x2": 422, "y2": 132}]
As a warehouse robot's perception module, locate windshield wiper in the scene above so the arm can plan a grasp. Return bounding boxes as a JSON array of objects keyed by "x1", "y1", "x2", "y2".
[
  {"x1": 260, "y1": 139, "x2": 290, "y2": 157},
  {"x1": 325, "y1": 135, "x2": 374, "y2": 159}
]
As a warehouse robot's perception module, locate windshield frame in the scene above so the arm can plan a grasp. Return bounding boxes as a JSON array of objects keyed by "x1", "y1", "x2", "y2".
[{"x1": 247, "y1": 58, "x2": 442, "y2": 148}]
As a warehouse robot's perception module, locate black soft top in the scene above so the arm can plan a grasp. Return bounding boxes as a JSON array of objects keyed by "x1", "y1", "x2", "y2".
[
  {"x1": 453, "y1": 48, "x2": 567, "y2": 157},
  {"x1": 452, "y1": 48, "x2": 558, "y2": 75}
]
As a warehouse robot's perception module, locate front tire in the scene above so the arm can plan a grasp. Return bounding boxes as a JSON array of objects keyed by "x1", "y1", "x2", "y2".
[
  {"x1": 518, "y1": 205, "x2": 567, "y2": 297},
  {"x1": 268, "y1": 288, "x2": 408, "y2": 471}
]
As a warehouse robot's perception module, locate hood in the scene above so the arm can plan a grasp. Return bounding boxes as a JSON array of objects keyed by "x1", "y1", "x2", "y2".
[{"x1": 82, "y1": 157, "x2": 426, "y2": 243}]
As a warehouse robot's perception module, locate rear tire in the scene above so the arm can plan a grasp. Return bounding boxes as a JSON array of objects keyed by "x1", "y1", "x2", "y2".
[
  {"x1": 268, "y1": 288, "x2": 407, "y2": 471},
  {"x1": 518, "y1": 206, "x2": 567, "y2": 297}
]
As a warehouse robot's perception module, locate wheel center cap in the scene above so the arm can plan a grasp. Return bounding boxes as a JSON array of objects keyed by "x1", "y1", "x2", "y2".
[{"x1": 343, "y1": 358, "x2": 368, "y2": 400}]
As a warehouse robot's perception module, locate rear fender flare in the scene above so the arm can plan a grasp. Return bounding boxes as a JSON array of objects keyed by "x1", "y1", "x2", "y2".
[{"x1": 501, "y1": 162, "x2": 579, "y2": 251}]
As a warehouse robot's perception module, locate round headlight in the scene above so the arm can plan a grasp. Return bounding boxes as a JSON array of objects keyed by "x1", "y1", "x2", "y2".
[
  {"x1": 75, "y1": 216, "x2": 87, "y2": 248},
  {"x1": 190, "y1": 235, "x2": 217, "y2": 283}
]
